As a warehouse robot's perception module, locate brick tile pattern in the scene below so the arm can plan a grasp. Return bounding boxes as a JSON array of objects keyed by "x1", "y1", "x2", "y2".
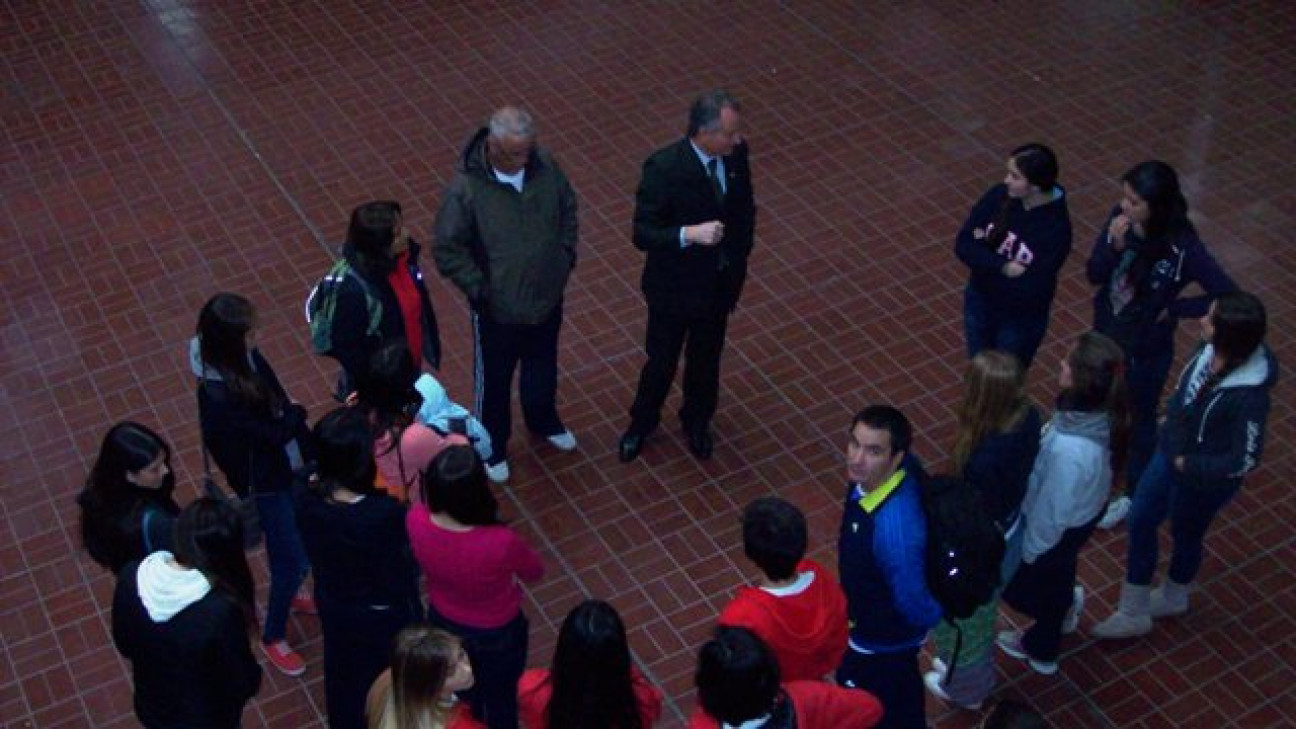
[{"x1": 2, "y1": 1, "x2": 1293, "y2": 727}]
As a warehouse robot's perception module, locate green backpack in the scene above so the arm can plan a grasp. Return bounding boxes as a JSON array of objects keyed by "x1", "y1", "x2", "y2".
[{"x1": 306, "y1": 259, "x2": 382, "y2": 355}]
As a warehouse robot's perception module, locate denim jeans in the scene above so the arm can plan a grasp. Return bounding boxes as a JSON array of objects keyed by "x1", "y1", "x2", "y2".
[
  {"x1": 963, "y1": 286, "x2": 1050, "y2": 370},
  {"x1": 1123, "y1": 348, "x2": 1175, "y2": 494},
  {"x1": 1126, "y1": 450, "x2": 1241, "y2": 586},
  {"x1": 254, "y1": 489, "x2": 309, "y2": 643},
  {"x1": 429, "y1": 606, "x2": 529, "y2": 729}
]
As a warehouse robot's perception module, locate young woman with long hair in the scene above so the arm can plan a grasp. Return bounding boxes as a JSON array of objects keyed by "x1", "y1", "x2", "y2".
[
  {"x1": 111, "y1": 498, "x2": 262, "y2": 728},
  {"x1": 925, "y1": 351, "x2": 1040, "y2": 710},
  {"x1": 356, "y1": 341, "x2": 466, "y2": 502},
  {"x1": 956, "y1": 143, "x2": 1073, "y2": 370},
  {"x1": 407, "y1": 445, "x2": 545, "y2": 729},
  {"x1": 1086, "y1": 160, "x2": 1237, "y2": 527},
  {"x1": 193, "y1": 292, "x2": 312, "y2": 676},
  {"x1": 1093, "y1": 291, "x2": 1275, "y2": 639},
  {"x1": 77, "y1": 422, "x2": 181, "y2": 574},
  {"x1": 518, "y1": 600, "x2": 663, "y2": 728},
  {"x1": 329, "y1": 201, "x2": 442, "y2": 392},
  {"x1": 296, "y1": 407, "x2": 424, "y2": 729},
  {"x1": 995, "y1": 332, "x2": 1130, "y2": 675},
  {"x1": 366, "y1": 625, "x2": 477, "y2": 729}
]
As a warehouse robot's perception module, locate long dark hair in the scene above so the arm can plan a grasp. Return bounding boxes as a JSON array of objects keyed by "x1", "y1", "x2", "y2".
[
  {"x1": 197, "y1": 293, "x2": 277, "y2": 416},
  {"x1": 356, "y1": 342, "x2": 421, "y2": 463},
  {"x1": 1120, "y1": 160, "x2": 1192, "y2": 290},
  {"x1": 546, "y1": 600, "x2": 644, "y2": 729},
  {"x1": 172, "y1": 498, "x2": 258, "y2": 633},
  {"x1": 77, "y1": 422, "x2": 179, "y2": 573},
  {"x1": 384, "y1": 626, "x2": 460, "y2": 729},
  {"x1": 310, "y1": 407, "x2": 378, "y2": 500},
  {"x1": 345, "y1": 201, "x2": 402, "y2": 277},
  {"x1": 1201, "y1": 291, "x2": 1267, "y2": 394},
  {"x1": 1058, "y1": 331, "x2": 1132, "y2": 476},
  {"x1": 420, "y1": 445, "x2": 501, "y2": 525},
  {"x1": 987, "y1": 143, "x2": 1059, "y2": 249}
]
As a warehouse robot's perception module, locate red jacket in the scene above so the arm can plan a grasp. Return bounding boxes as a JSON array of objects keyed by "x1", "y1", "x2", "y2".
[
  {"x1": 688, "y1": 681, "x2": 883, "y2": 728},
  {"x1": 718, "y1": 560, "x2": 849, "y2": 681}
]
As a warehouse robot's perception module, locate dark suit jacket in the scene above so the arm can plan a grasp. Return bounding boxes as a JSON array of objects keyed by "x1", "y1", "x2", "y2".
[{"x1": 633, "y1": 139, "x2": 756, "y2": 317}]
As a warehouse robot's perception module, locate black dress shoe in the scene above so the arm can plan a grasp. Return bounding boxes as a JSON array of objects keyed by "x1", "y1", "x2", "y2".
[
  {"x1": 686, "y1": 427, "x2": 713, "y2": 460},
  {"x1": 619, "y1": 431, "x2": 645, "y2": 462}
]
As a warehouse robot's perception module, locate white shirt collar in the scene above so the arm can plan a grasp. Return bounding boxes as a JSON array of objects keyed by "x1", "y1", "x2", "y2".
[{"x1": 493, "y1": 166, "x2": 525, "y2": 192}]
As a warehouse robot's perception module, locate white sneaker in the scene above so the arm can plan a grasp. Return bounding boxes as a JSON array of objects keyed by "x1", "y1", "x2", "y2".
[
  {"x1": 485, "y1": 460, "x2": 510, "y2": 483},
  {"x1": 1061, "y1": 585, "x2": 1085, "y2": 635},
  {"x1": 931, "y1": 656, "x2": 948, "y2": 676},
  {"x1": 546, "y1": 430, "x2": 577, "y2": 452},
  {"x1": 1098, "y1": 496, "x2": 1131, "y2": 529},
  {"x1": 996, "y1": 630, "x2": 1058, "y2": 676}
]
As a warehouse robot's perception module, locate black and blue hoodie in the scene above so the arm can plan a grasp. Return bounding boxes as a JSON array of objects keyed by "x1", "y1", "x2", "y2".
[{"x1": 1158, "y1": 341, "x2": 1278, "y2": 490}]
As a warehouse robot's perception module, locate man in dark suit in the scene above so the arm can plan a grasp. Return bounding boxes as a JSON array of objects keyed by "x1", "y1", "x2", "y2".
[{"x1": 619, "y1": 90, "x2": 757, "y2": 462}]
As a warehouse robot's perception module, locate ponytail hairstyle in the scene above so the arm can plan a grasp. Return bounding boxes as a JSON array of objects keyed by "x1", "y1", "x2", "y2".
[
  {"x1": 356, "y1": 342, "x2": 422, "y2": 462},
  {"x1": 1201, "y1": 291, "x2": 1267, "y2": 394},
  {"x1": 1120, "y1": 160, "x2": 1191, "y2": 290},
  {"x1": 546, "y1": 600, "x2": 644, "y2": 729},
  {"x1": 1057, "y1": 332, "x2": 1132, "y2": 476},
  {"x1": 171, "y1": 498, "x2": 258, "y2": 634},
  {"x1": 346, "y1": 201, "x2": 403, "y2": 278},
  {"x1": 197, "y1": 293, "x2": 277, "y2": 416},
  {"x1": 986, "y1": 143, "x2": 1059, "y2": 249},
  {"x1": 311, "y1": 407, "x2": 379, "y2": 501},
  {"x1": 951, "y1": 350, "x2": 1032, "y2": 473},
  {"x1": 77, "y1": 422, "x2": 179, "y2": 572},
  {"x1": 384, "y1": 626, "x2": 461, "y2": 729}
]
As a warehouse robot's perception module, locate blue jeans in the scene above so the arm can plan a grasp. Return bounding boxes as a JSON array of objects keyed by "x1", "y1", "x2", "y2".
[
  {"x1": 963, "y1": 286, "x2": 1050, "y2": 370},
  {"x1": 1126, "y1": 451, "x2": 1241, "y2": 586},
  {"x1": 1123, "y1": 348, "x2": 1174, "y2": 494},
  {"x1": 429, "y1": 606, "x2": 528, "y2": 729},
  {"x1": 255, "y1": 490, "x2": 309, "y2": 643}
]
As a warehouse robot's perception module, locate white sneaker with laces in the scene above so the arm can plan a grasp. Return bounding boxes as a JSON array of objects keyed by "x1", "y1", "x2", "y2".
[
  {"x1": 996, "y1": 630, "x2": 1058, "y2": 676},
  {"x1": 1098, "y1": 496, "x2": 1131, "y2": 529},
  {"x1": 546, "y1": 430, "x2": 577, "y2": 452},
  {"x1": 1061, "y1": 585, "x2": 1085, "y2": 635},
  {"x1": 485, "y1": 460, "x2": 510, "y2": 483}
]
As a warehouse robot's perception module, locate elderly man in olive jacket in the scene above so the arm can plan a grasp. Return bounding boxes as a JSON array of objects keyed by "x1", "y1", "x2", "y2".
[{"x1": 434, "y1": 106, "x2": 579, "y2": 483}]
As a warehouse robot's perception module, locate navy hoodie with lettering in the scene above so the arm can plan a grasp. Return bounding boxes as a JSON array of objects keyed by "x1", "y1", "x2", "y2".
[{"x1": 956, "y1": 183, "x2": 1073, "y2": 316}]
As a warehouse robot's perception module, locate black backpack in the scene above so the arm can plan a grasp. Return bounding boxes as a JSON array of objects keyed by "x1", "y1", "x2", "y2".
[{"x1": 922, "y1": 473, "x2": 1004, "y2": 620}]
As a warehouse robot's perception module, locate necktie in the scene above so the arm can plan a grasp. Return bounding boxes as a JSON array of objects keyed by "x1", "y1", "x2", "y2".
[{"x1": 707, "y1": 158, "x2": 725, "y2": 206}]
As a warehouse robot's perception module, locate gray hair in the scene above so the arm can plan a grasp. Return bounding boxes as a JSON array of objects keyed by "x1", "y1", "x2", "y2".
[
  {"x1": 687, "y1": 90, "x2": 740, "y2": 137},
  {"x1": 488, "y1": 106, "x2": 536, "y2": 140}
]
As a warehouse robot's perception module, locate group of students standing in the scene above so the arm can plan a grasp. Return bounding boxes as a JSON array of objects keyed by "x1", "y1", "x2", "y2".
[
  {"x1": 71, "y1": 120, "x2": 1276, "y2": 729},
  {"x1": 915, "y1": 145, "x2": 1277, "y2": 721}
]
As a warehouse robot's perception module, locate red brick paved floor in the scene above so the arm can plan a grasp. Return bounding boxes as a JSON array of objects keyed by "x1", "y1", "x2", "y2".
[{"x1": 3, "y1": 1, "x2": 1294, "y2": 727}]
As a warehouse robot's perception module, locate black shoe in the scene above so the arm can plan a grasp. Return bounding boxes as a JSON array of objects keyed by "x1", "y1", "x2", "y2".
[
  {"x1": 685, "y1": 426, "x2": 713, "y2": 460},
  {"x1": 618, "y1": 431, "x2": 645, "y2": 463}
]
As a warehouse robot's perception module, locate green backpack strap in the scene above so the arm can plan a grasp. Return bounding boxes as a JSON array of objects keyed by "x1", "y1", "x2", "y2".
[{"x1": 307, "y1": 259, "x2": 383, "y2": 354}]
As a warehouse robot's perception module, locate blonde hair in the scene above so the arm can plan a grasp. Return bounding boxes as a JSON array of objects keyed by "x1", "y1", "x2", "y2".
[
  {"x1": 952, "y1": 351, "x2": 1031, "y2": 472},
  {"x1": 368, "y1": 626, "x2": 460, "y2": 729}
]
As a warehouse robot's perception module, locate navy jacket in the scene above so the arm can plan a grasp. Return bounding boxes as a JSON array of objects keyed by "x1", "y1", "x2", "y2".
[
  {"x1": 1159, "y1": 342, "x2": 1277, "y2": 490},
  {"x1": 331, "y1": 239, "x2": 442, "y2": 381},
  {"x1": 956, "y1": 184, "x2": 1072, "y2": 316},
  {"x1": 963, "y1": 405, "x2": 1042, "y2": 531},
  {"x1": 1086, "y1": 207, "x2": 1235, "y2": 357},
  {"x1": 112, "y1": 563, "x2": 261, "y2": 728},
  {"x1": 838, "y1": 455, "x2": 942, "y2": 652},
  {"x1": 633, "y1": 139, "x2": 757, "y2": 317},
  {"x1": 195, "y1": 346, "x2": 309, "y2": 497}
]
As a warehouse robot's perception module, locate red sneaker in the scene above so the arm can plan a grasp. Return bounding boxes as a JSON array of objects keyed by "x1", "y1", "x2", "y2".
[
  {"x1": 261, "y1": 640, "x2": 306, "y2": 676},
  {"x1": 291, "y1": 593, "x2": 317, "y2": 615}
]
